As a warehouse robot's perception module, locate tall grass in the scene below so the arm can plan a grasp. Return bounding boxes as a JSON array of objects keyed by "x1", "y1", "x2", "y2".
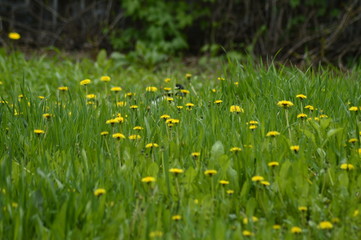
[{"x1": 0, "y1": 50, "x2": 361, "y2": 239}]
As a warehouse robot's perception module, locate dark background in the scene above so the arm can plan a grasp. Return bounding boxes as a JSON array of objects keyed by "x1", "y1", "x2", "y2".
[{"x1": 1, "y1": 0, "x2": 361, "y2": 66}]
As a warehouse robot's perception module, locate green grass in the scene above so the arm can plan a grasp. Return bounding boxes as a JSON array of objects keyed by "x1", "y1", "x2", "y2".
[{"x1": 1, "y1": 49, "x2": 361, "y2": 239}]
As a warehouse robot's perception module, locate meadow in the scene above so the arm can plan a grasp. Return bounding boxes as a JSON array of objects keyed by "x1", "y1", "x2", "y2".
[{"x1": 0, "y1": 49, "x2": 361, "y2": 240}]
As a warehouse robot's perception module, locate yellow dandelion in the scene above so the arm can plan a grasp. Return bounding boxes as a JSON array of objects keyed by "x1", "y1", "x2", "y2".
[
  {"x1": 261, "y1": 181, "x2": 270, "y2": 186},
  {"x1": 211, "y1": 89, "x2": 217, "y2": 93},
  {"x1": 230, "y1": 147, "x2": 242, "y2": 153},
  {"x1": 160, "y1": 114, "x2": 171, "y2": 120},
  {"x1": 100, "y1": 131, "x2": 109, "y2": 136},
  {"x1": 249, "y1": 125, "x2": 257, "y2": 130},
  {"x1": 230, "y1": 105, "x2": 244, "y2": 113},
  {"x1": 112, "y1": 133, "x2": 125, "y2": 140},
  {"x1": 86, "y1": 94, "x2": 96, "y2": 99},
  {"x1": 273, "y1": 225, "x2": 281, "y2": 230},
  {"x1": 319, "y1": 114, "x2": 328, "y2": 118},
  {"x1": 141, "y1": 176, "x2": 156, "y2": 183},
  {"x1": 219, "y1": 180, "x2": 229, "y2": 185},
  {"x1": 172, "y1": 215, "x2": 182, "y2": 221},
  {"x1": 305, "y1": 105, "x2": 315, "y2": 111},
  {"x1": 149, "y1": 231, "x2": 163, "y2": 238},
  {"x1": 243, "y1": 216, "x2": 259, "y2": 224},
  {"x1": 38, "y1": 96, "x2": 45, "y2": 99},
  {"x1": 58, "y1": 86, "x2": 69, "y2": 91},
  {"x1": 80, "y1": 79, "x2": 91, "y2": 86},
  {"x1": 204, "y1": 169, "x2": 217, "y2": 176},
  {"x1": 8, "y1": 32, "x2": 21, "y2": 40},
  {"x1": 42, "y1": 113, "x2": 53, "y2": 119},
  {"x1": 129, "y1": 134, "x2": 141, "y2": 140},
  {"x1": 186, "y1": 103, "x2": 194, "y2": 108},
  {"x1": 146, "y1": 86, "x2": 158, "y2": 92},
  {"x1": 348, "y1": 138, "x2": 358, "y2": 143},
  {"x1": 163, "y1": 87, "x2": 172, "y2": 92},
  {"x1": 277, "y1": 100, "x2": 294, "y2": 108},
  {"x1": 94, "y1": 188, "x2": 106, "y2": 197},
  {"x1": 242, "y1": 230, "x2": 253, "y2": 236},
  {"x1": 298, "y1": 206, "x2": 308, "y2": 212},
  {"x1": 290, "y1": 145, "x2": 300, "y2": 153},
  {"x1": 214, "y1": 100, "x2": 223, "y2": 104},
  {"x1": 130, "y1": 105, "x2": 138, "y2": 109},
  {"x1": 164, "y1": 78, "x2": 171, "y2": 83},
  {"x1": 133, "y1": 126, "x2": 144, "y2": 130},
  {"x1": 111, "y1": 87, "x2": 122, "y2": 92},
  {"x1": 185, "y1": 73, "x2": 192, "y2": 79},
  {"x1": 125, "y1": 92, "x2": 135, "y2": 98},
  {"x1": 191, "y1": 152, "x2": 200, "y2": 158},
  {"x1": 297, "y1": 113, "x2": 308, "y2": 119},
  {"x1": 166, "y1": 97, "x2": 174, "y2": 102},
  {"x1": 180, "y1": 89, "x2": 190, "y2": 95},
  {"x1": 340, "y1": 163, "x2": 354, "y2": 170},
  {"x1": 218, "y1": 77, "x2": 225, "y2": 81},
  {"x1": 34, "y1": 129, "x2": 45, "y2": 135},
  {"x1": 226, "y1": 190, "x2": 234, "y2": 195},
  {"x1": 268, "y1": 162, "x2": 279, "y2": 167},
  {"x1": 296, "y1": 94, "x2": 307, "y2": 100},
  {"x1": 251, "y1": 176, "x2": 264, "y2": 182},
  {"x1": 117, "y1": 101, "x2": 127, "y2": 107},
  {"x1": 169, "y1": 168, "x2": 184, "y2": 175},
  {"x1": 176, "y1": 106, "x2": 184, "y2": 110},
  {"x1": 349, "y1": 106, "x2": 359, "y2": 112},
  {"x1": 318, "y1": 221, "x2": 333, "y2": 229},
  {"x1": 291, "y1": 226, "x2": 302, "y2": 234},
  {"x1": 100, "y1": 76, "x2": 111, "y2": 82},
  {"x1": 266, "y1": 131, "x2": 280, "y2": 137},
  {"x1": 146, "y1": 143, "x2": 159, "y2": 148}
]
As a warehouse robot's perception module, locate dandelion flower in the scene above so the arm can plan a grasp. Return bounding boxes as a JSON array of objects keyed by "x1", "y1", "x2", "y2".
[
  {"x1": 211, "y1": 89, "x2": 217, "y2": 93},
  {"x1": 111, "y1": 87, "x2": 122, "y2": 92},
  {"x1": 58, "y1": 86, "x2": 69, "y2": 91},
  {"x1": 277, "y1": 100, "x2": 294, "y2": 108},
  {"x1": 172, "y1": 215, "x2": 182, "y2": 221},
  {"x1": 42, "y1": 113, "x2": 53, "y2": 119},
  {"x1": 290, "y1": 145, "x2": 300, "y2": 153},
  {"x1": 296, "y1": 94, "x2": 307, "y2": 100},
  {"x1": 80, "y1": 79, "x2": 91, "y2": 86},
  {"x1": 146, "y1": 143, "x2": 159, "y2": 148},
  {"x1": 100, "y1": 76, "x2": 111, "y2": 82},
  {"x1": 166, "y1": 97, "x2": 174, "y2": 102},
  {"x1": 116, "y1": 101, "x2": 126, "y2": 107},
  {"x1": 230, "y1": 105, "x2": 244, "y2": 113},
  {"x1": 318, "y1": 221, "x2": 333, "y2": 229},
  {"x1": 349, "y1": 106, "x2": 358, "y2": 112},
  {"x1": 305, "y1": 105, "x2": 315, "y2": 111},
  {"x1": 94, "y1": 188, "x2": 106, "y2": 197},
  {"x1": 291, "y1": 226, "x2": 302, "y2": 234},
  {"x1": 149, "y1": 231, "x2": 163, "y2": 238},
  {"x1": 249, "y1": 125, "x2": 257, "y2": 130},
  {"x1": 251, "y1": 176, "x2": 264, "y2": 182},
  {"x1": 340, "y1": 163, "x2": 354, "y2": 170},
  {"x1": 186, "y1": 103, "x2": 194, "y2": 109},
  {"x1": 112, "y1": 133, "x2": 125, "y2": 140},
  {"x1": 297, "y1": 113, "x2": 308, "y2": 119},
  {"x1": 226, "y1": 190, "x2": 234, "y2": 195},
  {"x1": 243, "y1": 216, "x2": 258, "y2": 224},
  {"x1": 261, "y1": 181, "x2": 270, "y2": 186},
  {"x1": 141, "y1": 176, "x2": 156, "y2": 183},
  {"x1": 298, "y1": 206, "x2": 308, "y2": 212},
  {"x1": 348, "y1": 138, "x2": 358, "y2": 143},
  {"x1": 185, "y1": 73, "x2": 192, "y2": 79},
  {"x1": 86, "y1": 94, "x2": 96, "y2": 99},
  {"x1": 218, "y1": 77, "x2": 225, "y2": 81},
  {"x1": 125, "y1": 92, "x2": 135, "y2": 98},
  {"x1": 164, "y1": 78, "x2": 171, "y2": 83},
  {"x1": 100, "y1": 131, "x2": 109, "y2": 136},
  {"x1": 268, "y1": 162, "x2": 279, "y2": 167},
  {"x1": 214, "y1": 100, "x2": 223, "y2": 104},
  {"x1": 8, "y1": 32, "x2": 21, "y2": 40},
  {"x1": 191, "y1": 152, "x2": 200, "y2": 159},
  {"x1": 34, "y1": 129, "x2": 45, "y2": 135},
  {"x1": 163, "y1": 87, "x2": 172, "y2": 92},
  {"x1": 266, "y1": 131, "x2": 280, "y2": 137},
  {"x1": 160, "y1": 114, "x2": 170, "y2": 120},
  {"x1": 169, "y1": 168, "x2": 184, "y2": 175},
  {"x1": 248, "y1": 120, "x2": 259, "y2": 125},
  {"x1": 146, "y1": 86, "x2": 158, "y2": 92},
  {"x1": 273, "y1": 225, "x2": 281, "y2": 230},
  {"x1": 130, "y1": 105, "x2": 138, "y2": 109},
  {"x1": 176, "y1": 106, "x2": 184, "y2": 110},
  {"x1": 219, "y1": 180, "x2": 229, "y2": 185},
  {"x1": 129, "y1": 134, "x2": 141, "y2": 140},
  {"x1": 230, "y1": 147, "x2": 242, "y2": 153},
  {"x1": 242, "y1": 230, "x2": 253, "y2": 236},
  {"x1": 204, "y1": 169, "x2": 217, "y2": 176},
  {"x1": 133, "y1": 126, "x2": 144, "y2": 130}
]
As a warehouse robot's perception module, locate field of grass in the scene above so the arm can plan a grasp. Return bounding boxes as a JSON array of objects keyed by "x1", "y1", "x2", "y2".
[{"x1": 1, "y1": 49, "x2": 361, "y2": 239}]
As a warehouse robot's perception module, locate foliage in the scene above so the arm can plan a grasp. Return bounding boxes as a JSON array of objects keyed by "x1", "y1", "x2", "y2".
[{"x1": 1, "y1": 50, "x2": 361, "y2": 239}]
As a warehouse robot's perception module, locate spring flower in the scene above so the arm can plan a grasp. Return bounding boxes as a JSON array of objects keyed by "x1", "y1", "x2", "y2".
[
  {"x1": 349, "y1": 106, "x2": 358, "y2": 112},
  {"x1": 261, "y1": 181, "x2": 270, "y2": 186},
  {"x1": 172, "y1": 215, "x2": 182, "y2": 221},
  {"x1": 340, "y1": 163, "x2": 354, "y2": 170},
  {"x1": 249, "y1": 125, "x2": 257, "y2": 130},
  {"x1": 9, "y1": 32, "x2": 21, "y2": 40},
  {"x1": 133, "y1": 126, "x2": 144, "y2": 130},
  {"x1": 100, "y1": 76, "x2": 111, "y2": 82},
  {"x1": 318, "y1": 221, "x2": 333, "y2": 229},
  {"x1": 169, "y1": 168, "x2": 184, "y2": 175},
  {"x1": 291, "y1": 227, "x2": 302, "y2": 234},
  {"x1": 185, "y1": 73, "x2": 192, "y2": 79},
  {"x1": 226, "y1": 190, "x2": 234, "y2": 195},
  {"x1": 94, "y1": 188, "x2": 106, "y2": 196},
  {"x1": 273, "y1": 225, "x2": 281, "y2": 230},
  {"x1": 354, "y1": 210, "x2": 359, "y2": 217},
  {"x1": 176, "y1": 106, "x2": 183, "y2": 110},
  {"x1": 251, "y1": 176, "x2": 264, "y2": 182},
  {"x1": 214, "y1": 100, "x2": 223, "y2": 104},
  {"x1": 217, "y1": 77, "x2": 225, "y2": 81},
  {"x1": 249, "y1": 121, "x2": 259, "y2": 125},
  {"x1": 219, "y1": 180, "x2": 229, "y2": 185},
  {"x1": 165, "y1": 119, "x2": 180, "y2": 124},
  {"x1": 149, "y1": 231, "x2": 163, "y2": 238},
  {"x1": 163, "y1": 87, "x2": 172, "y2": 92},
  {"x1": 230, "y1": 147, "x2": 242, "y2": 153},
  {"x1": 130, "y1": 105, "x2": 138, "y2": 109},
  {"x1": 125, "y1": 92, "x2": 135, "y2": 98},
  {"x1": 80, "y1": 79, "x2": 91, "y2": 86},
  {"x1": 34, "y1": 129, "x2": 45, "y2": 135},
  {"x1": 242, "y1": 230, "x2": 253, "y2": 236},
  {"x1": 266, "y1": 131, "x2": 280, "y2": 137},
  {"x1": 268, "y1": 162, "x2": 279, "y2": 167},
  {"x1": 348, "y1": 138, "x2": 358, "y2": 143},
  {"x1": 191, "y1": 152, "x2": 200, "y2": 159},
  {"x1": 234, "y1": 82, "x2": 239, "y2": 86},
  {"x1": 211, "y1": 89, "x2": 217, "y2": 93},
  {"x1": 164, "y1": 78, "x2": 171, "y2": 83},
  {"x1": 142, "y1": 177, "x2": 156, "y2": 183},
  {"x1": 160, "y1": 114, "x2": 170, "y2": 120},
  {"x1": 297, "y1": 113, "x2": 308, "y2": 119},
  {"x1": 305, "y1": 105, "x2": 315, "y2": 111},
  {"x1": 86, "y1": 94, "x2": 96, "y2": 99},
  {"x1": 296, "y1": 94, "x2": 307, "y2": 100},
  {"x1": 100, "y1": 131, "x2": 109, "y2": 136},
  {"x1": 38, "y1": 96, "x2": 45, "y2": 99},
  {"x1": 243, "y1": 216, "x2": 259, "y2": 224},
  {"x1": 298, "y1": 206, "x2": 308, "y2": 212},
  {"x1": 319, "y1": 114, "x2": 328, "y2": 118},
  {"x1": 277, "y1": 100, "x2": 294, "y2": 108},
  {"x1": 111, "y1": 87, "x2": 122, "y2": 92},
  {"x1": 186, "y1": 103, "x2": 194, "y2": 109},
  {"x1": 112, "y1": 133, "x2": 125, "y2": 140},
  {"x1": 129, "y1": 135, "x2": 141, "y2": 140},
  {"x1": 146, "y1": 143, "x2": 159, "y2": 148},
  {"x1": 230, "y1": 105, "x2": 244, "y2": 113},
  {"x1": 42, "y1": 113, "x2": 52, "y2": 119},
  {"x1": 146, "y1": 86, "x2": 158, "y2": 92},
  {"x1": 290, "y1": 145, "x2": 300, "y2": 153},
  {"x1": 204, "y1": 170, "x2": 217, "y2": 176},
  {"x1": 116, "y1": 101, "x2": 126, "y2": 107},
  {"x1": 166, "y1": 97, "x2": 174, "y2": 102},
  {"x1": 58, "y1": 86, "x2": 69, "y2": 91}
]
